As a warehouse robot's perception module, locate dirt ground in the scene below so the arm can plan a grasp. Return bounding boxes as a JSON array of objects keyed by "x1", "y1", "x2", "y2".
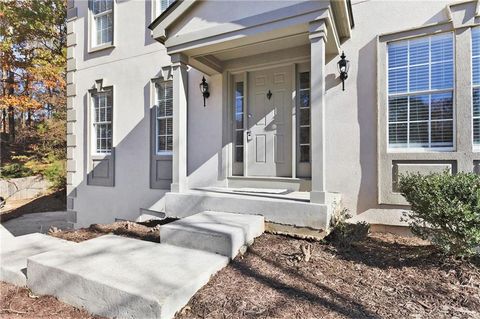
[{"x1": 1, "y1": 226, "x2": 479, "y2": 319}]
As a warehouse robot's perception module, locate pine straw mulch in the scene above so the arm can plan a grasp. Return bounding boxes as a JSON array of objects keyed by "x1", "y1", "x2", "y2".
[{"x1": 176, "y1": 233, "x2": 480, "y2": 319}]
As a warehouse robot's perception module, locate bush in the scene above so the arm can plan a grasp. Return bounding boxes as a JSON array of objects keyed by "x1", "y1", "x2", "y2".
[
  {"x1": 327, "y1": 209, "x2": 370, "y2": 248},
  {"x1": 399, "y1": 171, "x2": 480, "y2": 257},
  {"x1": 43, "y1": 160, "x2": 66, "y2": 191},
  {"x1": 0, "y1": 162, "x2": 33, "y2": 178}
]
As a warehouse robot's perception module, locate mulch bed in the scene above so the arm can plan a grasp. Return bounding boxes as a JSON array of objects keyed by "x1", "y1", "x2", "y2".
[
  {"x1": 0, "y1": 282, "x2": 105, "y2": 319},
  {"x1": 2, "y1": 224, "x2": 479, "y2": 318},
  {"x1": 177, "y1": 233, "x2": 480, "y2": 319},
  {"x1": 49, "y1": 219, "x2": 176, "y2": 243}
]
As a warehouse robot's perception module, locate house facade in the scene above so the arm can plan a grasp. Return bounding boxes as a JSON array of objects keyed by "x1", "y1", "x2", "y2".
[{"x1": 66, "y1": 0, "x2": 480, "y2": 232}]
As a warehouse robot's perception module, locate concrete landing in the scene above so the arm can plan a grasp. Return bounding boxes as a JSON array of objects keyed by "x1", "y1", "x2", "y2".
[
  {"x1": 0, "y1": 233, "x2": 75, "y2": 286},
  {"x1": 27, "y1": 235, "x2": 229, "y2": 319},
  {"x1": 160, "y1": 211, "x2": 264, "y2": 259}
]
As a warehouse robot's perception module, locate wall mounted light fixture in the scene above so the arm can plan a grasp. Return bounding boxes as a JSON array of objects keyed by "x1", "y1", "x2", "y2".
[
  {"x1": 337, "y1": 51, "x2": 350, "y2": 91},
  {"x1": 199, "y1": 76, "x2": 210, "y2": 107}
]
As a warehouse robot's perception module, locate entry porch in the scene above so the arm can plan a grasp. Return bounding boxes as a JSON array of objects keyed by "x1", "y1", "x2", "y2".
[{"x1": 149, "y1": 0, "x2": 353, "y2": 207}]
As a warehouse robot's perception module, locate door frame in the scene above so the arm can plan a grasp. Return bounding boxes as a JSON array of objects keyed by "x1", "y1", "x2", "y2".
[{"x1": 224, "y1": 57, "x2": 311, "y2": 179}]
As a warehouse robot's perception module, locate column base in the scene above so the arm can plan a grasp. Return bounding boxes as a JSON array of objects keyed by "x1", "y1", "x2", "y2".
[
  {"x1": 170, "y1": 181, "x2": 188, "y2": 193},
  {"x1": 310, "y1": 191, "x2": 341, "y2": 205},
  {"x1": 170, "y1": 183, "x2": 180, "y2": 193}
]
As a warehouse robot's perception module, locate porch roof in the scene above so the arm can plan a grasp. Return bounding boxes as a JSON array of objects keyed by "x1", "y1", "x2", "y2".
[{"x1": 149, "y1": 0, "x2": 354, "y2": 75}]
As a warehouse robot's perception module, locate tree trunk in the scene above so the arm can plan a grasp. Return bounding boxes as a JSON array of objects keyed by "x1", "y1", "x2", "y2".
[
  {"x1": 26, "y1": 109, "x2": 31, "y2": 126},
  {"x1": 2, "y1": 110, "x2": 6, "y2": 134},
  {"x1": 7, "y1": 71, "x2": 15, "y2": 142}
]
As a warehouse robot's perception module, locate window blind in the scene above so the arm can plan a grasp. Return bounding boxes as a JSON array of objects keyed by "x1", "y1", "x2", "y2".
[
  {"x1": 387, "y1": 33, "x2": 454, "y2": 150},
  {"x1": 472, "y1": 28, "x2": 480, "y2": 146},
  {"x1": 156, "y1": 81, "x2": 173, "y2": 154}
]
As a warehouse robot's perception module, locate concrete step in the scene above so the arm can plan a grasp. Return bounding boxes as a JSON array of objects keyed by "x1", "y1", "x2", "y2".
[
  {"x1": 0, "y1": 233, "x2": 75, "y2": 286},
  {"x1": 27, "y1": 235, "x2": 229, "y2": 319},
  {"x1": 160, "y1": 211, "x2": 264, "y2": 259},
  {"x1": 136, "y1": 208, "x2": 166, "y2": 222},
  {"x1": 165, "y1": 191, "x2": 335, "y2": 230}
]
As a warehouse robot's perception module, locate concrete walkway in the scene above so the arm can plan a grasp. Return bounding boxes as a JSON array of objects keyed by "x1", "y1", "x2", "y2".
[
  {"x1": 2, "y1": 211, "x2": 75, "y2": 236},
  {"x1": 2, "y1": 211, "x2": 264, "y2": 319},
  {"x1": 0, "y1": 229, "x2": 75, "y2": 286}
]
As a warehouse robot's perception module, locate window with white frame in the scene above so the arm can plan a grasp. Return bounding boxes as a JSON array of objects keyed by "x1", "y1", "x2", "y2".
[
  {"x1": 298, "y1": 72, "x2": 311, "y2": 162},
  {"x1": 92, "y1": 90, "x2": 113, "y2": 154},
  {"x1": 234, "y1": 82, "x2": 244, "y2": 162},
  {"x1": 472, "y1": 27, "x2": 480, "y2": 148},
  {"x1": 91, "y1": 0, "x2": 113, "y2": 47},
  {"x1": 387, "y1": 33, "x2": 454, "y2": 150},
  {"x1": 156, "y1": 81, "x2": 173, "y2": 154},
  {"x1": 155, "y1": 0, "x2": 175, "y2": 17}
]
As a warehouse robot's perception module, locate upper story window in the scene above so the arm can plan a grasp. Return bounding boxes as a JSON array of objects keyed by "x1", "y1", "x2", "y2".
[
  {"x1": 155, "y1": 0, "x2": 175, "y2": 17},
  {"x1": 387, "y1": 33, "x2": 454, "y2": 150},
  {"x1": 156, "y1": 81, "x2": 173, "y2": 154},
  {"x1": 92, "y1": 90, "x2": 113, "y2": 154},
  {"x1": 472, "y1": 27, "x2": 480, "y2": 148},
  {"x1": 91, "y1": 0, "x2": 113, "y2": 47}
]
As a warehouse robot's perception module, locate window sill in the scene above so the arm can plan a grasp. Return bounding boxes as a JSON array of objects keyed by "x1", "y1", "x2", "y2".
[
  {"x1": 155, "y1": 152, "x2": 173, "y2": 159},
  {"x1": 88, "y1": 42, "x2": 115, "y2": 54}
]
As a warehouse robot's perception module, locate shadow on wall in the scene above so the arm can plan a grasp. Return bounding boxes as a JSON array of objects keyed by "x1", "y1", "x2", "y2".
[{"x1": 70, "y1": 67, "x2": 228, "y2": 226}]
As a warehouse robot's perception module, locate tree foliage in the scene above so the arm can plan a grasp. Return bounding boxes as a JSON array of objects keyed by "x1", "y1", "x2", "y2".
[{"x1": 0, "y1": 0, "x2": 67, "y2": 190}]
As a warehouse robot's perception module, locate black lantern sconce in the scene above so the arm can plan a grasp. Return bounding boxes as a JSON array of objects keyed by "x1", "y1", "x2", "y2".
[
  {"x1": 199, "y1": 76, "x2": 210, "y2": 107},
  {"x1": 337, "y1": 51, "x2": 350, "y2": 91}
]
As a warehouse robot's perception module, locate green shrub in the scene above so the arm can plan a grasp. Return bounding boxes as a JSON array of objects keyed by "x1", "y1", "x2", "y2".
[
  {"x1": 399, "y1": 171, "x2": 480, "y2": 257},
  {"x1": 43, "y1": 160, "x2": 66, "y2": 191},
  {"x1": 0, "y1": 163, "x2": 33, "y2": 178},
  {"x1": 327, "y1": 209, "x2": 370, "y2": 248}
]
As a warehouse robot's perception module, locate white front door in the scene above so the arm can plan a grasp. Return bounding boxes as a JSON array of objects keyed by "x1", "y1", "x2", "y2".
[{"x1": 246, "y1": 66, "x2": 292, "y2": 177}]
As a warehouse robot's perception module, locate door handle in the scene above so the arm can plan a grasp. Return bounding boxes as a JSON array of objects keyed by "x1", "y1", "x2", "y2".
[{"x1": 246, "y1": 131, "x2": 253, "y2": 141}]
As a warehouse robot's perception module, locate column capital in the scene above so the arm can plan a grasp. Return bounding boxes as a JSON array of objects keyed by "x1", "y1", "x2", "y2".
[
  {"x1": 309, "y1": 19, "x2": 328, "y2": 42},
  {"x1": 170, "y1": 53, "x2": 189, "y2": 66}
]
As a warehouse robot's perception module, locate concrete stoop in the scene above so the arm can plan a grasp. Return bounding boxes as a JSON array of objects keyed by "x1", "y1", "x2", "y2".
[
  {"x1": 160, "y1": 211, "x2": 264, "y2": 259},
  {"x1": 164, "y1": 191, "x2": 331, "y2": 230},
  {"x1": 0, "y1": 232, "x2": 75, "y2": 286},
  {"x1": 27, "y1": 235, "x2": 229, "y2": 319}
]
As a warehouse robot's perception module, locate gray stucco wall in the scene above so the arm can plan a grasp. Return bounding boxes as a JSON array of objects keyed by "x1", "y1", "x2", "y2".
[
  {"x1": 70, "y1": 0, "x2": 479, "y2": 227},
  {"x1": 323, "y1": 0, "x2": 474, "y2": 214}
]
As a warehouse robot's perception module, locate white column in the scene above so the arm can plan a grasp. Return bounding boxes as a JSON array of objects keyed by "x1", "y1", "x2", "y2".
[
  {"x1": 171, "y1": 53, "x2": 188, "y2": 193},
  {"x1": 309, "y1": 20, "x2": 328, "y2": 204}
]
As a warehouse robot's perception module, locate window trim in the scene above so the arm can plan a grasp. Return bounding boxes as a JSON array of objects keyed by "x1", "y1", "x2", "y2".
[
  {"x1": 233, "y1": 81, "x2": 245, "y2": 163},
  {"x1": 155, "y1": 80, "x2": 173, "y2": 156},
  {"x1": 91, "y1": 89, "x2": 113, "y2": 156},
  {"x1": 88, "y1": 0, "x2": 115, "y2": 53},
  {"x1": 386, "y1": 32, "x2": 456, "y2": 152},
  {"x1": 153, "y1": 0, "x2": 176, "y2": 20}
]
